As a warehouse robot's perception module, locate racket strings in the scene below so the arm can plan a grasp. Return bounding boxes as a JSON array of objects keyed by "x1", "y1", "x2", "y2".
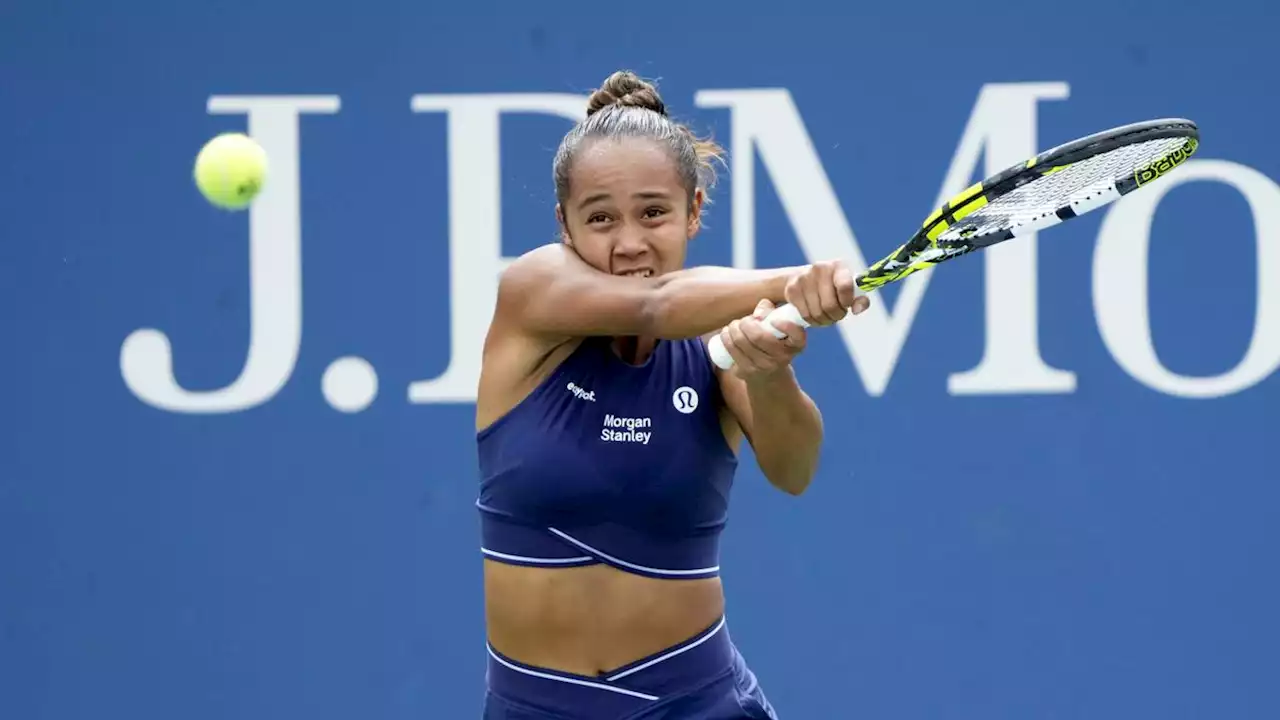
[{"x1": 938, "y1": 136, "x2": 1188, "y2": 242}]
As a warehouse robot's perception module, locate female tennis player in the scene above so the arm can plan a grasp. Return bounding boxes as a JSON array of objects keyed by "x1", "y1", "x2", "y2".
[{"x1": 475, "y1": 70, "x2": 869, "y2": 719}]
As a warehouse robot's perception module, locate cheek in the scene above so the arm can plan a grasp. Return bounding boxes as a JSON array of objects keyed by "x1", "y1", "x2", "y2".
[
  {"x1": 566, "y1": 225, "x2": 613, "y2": 263},
  {"x1": 654, "y1": 222, "x2": 690, "y2": 261}
]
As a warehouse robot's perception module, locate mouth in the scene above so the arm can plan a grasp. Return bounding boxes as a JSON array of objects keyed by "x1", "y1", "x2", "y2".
[{"x1": 615, "y1": 269, "x2": 655, "y2": 279}]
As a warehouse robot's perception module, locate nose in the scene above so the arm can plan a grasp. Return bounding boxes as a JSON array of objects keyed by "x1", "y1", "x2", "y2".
[{"x1": 613, "y1": 224, "x2": 651, "y2": 260}]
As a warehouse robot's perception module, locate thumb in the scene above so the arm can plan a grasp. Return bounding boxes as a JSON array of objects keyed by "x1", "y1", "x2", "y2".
[{"x1": 753, "y1": 298, "x2": 774, "y2": 319}]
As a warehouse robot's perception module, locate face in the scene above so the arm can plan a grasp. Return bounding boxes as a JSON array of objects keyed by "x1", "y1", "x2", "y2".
[{"x1": 556, "y1": 137, "x2": 703, "y2": 279}]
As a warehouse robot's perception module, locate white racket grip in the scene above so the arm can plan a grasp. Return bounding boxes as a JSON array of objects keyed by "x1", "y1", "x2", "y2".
[{"x1": 708, "y1": 303, "x2": 810, "y2": 370}]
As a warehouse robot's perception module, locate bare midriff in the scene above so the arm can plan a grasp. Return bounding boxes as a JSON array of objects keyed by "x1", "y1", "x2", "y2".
[{"x1": 484, "y1": 560, "x2": 725, "y2": 676}]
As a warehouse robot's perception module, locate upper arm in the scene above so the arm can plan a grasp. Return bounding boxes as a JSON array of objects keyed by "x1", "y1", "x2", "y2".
[{"x1": 496, "y1": 243, "x2": 660, "y2": 340}]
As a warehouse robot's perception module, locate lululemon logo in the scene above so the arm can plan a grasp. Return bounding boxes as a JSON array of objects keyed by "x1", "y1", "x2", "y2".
[{"x1": 672, "y1": 386, "x2": 699, "y2": 414}]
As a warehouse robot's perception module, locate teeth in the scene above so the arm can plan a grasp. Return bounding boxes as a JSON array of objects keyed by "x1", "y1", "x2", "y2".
[{"x1": 620, "y1": 270, "x2": 653, "y2": 278}]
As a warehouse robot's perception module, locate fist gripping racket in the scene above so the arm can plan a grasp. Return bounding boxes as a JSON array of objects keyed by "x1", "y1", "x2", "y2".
[{"x1": 709, "y1": 117, "x2": 1201, "y2": 370}]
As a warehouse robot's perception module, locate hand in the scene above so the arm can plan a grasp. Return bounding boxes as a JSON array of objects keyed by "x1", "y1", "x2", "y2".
[
  {"x1": 784, "y1": 260, "x2": 870, "y2": 327},
  {"x1": 716, "y1": 299, "x2": 807, "y2": 381}
]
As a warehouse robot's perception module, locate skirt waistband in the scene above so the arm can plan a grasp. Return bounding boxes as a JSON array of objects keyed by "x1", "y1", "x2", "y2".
[{"x1": 486, "y1": 616, "x2": 733, "y2": 717}]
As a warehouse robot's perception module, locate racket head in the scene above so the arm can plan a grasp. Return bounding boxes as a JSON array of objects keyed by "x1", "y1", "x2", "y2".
[{"x1": 854, "y1": 118, "x2": 1200, "y2": 291}]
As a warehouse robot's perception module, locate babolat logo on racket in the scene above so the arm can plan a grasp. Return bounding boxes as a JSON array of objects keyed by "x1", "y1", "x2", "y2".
[{"x1": 1135, "y1": 137, "x2": 1199, "y2": 187}]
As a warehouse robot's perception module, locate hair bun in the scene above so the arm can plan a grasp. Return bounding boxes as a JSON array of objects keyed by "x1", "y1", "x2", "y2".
[{"x1": 586, "y1": 70, "x2": 667, "y2": 117}]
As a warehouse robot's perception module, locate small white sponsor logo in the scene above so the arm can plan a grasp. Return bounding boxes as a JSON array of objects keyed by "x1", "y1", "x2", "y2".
[
  {"x1": 672, "y1": 386, "x2": 698, "y2": 414},
  {"x1": 566, "y1": 382, "x2": 595, "y2": 402}
]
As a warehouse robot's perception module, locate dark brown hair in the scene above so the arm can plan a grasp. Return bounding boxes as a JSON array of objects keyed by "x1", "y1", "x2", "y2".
[{"x1": 553, "y1": 70, "x2": 726, "y2": 210}]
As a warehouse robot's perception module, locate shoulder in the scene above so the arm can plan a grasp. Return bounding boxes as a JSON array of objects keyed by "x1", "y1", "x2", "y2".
[
  {"x1": 484, "y1": 245, "x2": 581, "y2": 399},
  {"x1": 500, "y1": 243, "x2": 575, "y2": 287},
  {"x1": 494, "y1": 243, "x2": 590, "y2": 318},
  {"x1": 491, "y1": 243, "x2": 571, "y2": 336}
]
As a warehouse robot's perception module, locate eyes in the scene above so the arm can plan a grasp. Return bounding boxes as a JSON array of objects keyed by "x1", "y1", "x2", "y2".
[{"x1": 586, "y1": 206, "x2": 669, "y2": 225}]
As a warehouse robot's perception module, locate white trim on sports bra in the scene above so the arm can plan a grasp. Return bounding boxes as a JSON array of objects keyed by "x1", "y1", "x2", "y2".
[
  {"x1": 481, "y1": 548, "x2": 594, "y2": 565},
  {"x1": 547, "y1": 528, "x2": 721, "y2": 577}
]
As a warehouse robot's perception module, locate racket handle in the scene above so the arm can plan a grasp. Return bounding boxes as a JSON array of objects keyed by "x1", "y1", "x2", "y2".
[{"x1": 708, "y1": 303, "x2": 810, "y2": 370}]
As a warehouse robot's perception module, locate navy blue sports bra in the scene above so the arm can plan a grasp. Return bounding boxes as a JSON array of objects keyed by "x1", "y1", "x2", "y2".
[{"x1": 476, "y1": 336, "x2": 739, "y2": 580}]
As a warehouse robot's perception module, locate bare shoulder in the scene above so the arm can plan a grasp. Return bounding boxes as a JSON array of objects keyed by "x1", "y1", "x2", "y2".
[
  {"x1": 491, "y1": 243, "x2": 568, "y2": 333},
  {"x1": 479, "y1": 244, "x2": 593, "y2": 430},
  {"x1": 498, "y1": 243, "x2": 576, "y2": 290},
  {"x1": 493, "y1": 242, "x2": 602, "y2": 333}
]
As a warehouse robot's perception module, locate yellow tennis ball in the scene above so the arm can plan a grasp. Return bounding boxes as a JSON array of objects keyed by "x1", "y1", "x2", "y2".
[{"x1": 193, "y1": 132, "x2": 268, "y2": 210}]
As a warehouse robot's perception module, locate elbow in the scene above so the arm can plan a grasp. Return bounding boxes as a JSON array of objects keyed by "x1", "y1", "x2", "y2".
[
  {"x1": 754, "y1": 407, "x2": 823, "y2": 497},
  {"x1": 761, "y1": 457, "x2": 817, "y2": 496},
  {"x1": 760, "y1": 430, "x2": 822, "y2": 496},
  {"x1": 641, "y1": 282, "x2": 682, "y2": 339},
  {"x1": 768, "y1": 469, "x2": 815, "y2": 496},
  {"x1": 636, "y1": 292, "x2": 664, "y2": 338}
]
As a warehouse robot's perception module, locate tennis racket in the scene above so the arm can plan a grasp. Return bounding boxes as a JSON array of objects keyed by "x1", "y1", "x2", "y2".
[{"x1": 708, "y1": 117, "x2": 1201, "y2": 370}]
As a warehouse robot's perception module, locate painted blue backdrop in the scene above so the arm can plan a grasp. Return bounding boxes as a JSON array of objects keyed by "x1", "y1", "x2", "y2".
[{"x1": 4, "y1": 1, "x2": 1279, "y2": 718}]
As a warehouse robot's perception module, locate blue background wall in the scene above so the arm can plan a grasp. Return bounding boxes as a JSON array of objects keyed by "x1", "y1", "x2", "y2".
[{"x1": 4, "y1": 1, "x2": 1278, "y2": 718}]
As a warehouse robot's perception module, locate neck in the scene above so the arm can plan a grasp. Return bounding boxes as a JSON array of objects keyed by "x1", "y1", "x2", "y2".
[{"x1": 611, "y1": 336, "x2": 658, "y2": 365}]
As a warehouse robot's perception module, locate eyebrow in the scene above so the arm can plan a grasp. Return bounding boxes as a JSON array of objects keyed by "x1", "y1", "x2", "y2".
[{"x1": 577, "y1": 190, "x2": 672, "y2": 210}]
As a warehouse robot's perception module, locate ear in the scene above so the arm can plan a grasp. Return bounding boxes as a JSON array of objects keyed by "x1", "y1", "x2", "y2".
[
  {"x1": 555, "y1": 203, "x2": 572, "y2": 245},
  {"x1": 687, "y1": 188, "x2": 705, "y2": 239}
]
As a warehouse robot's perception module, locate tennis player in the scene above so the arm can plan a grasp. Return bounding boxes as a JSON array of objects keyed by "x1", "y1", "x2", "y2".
[{"x1": 475, "y1": 70, "x2": 869, "y2": 719}]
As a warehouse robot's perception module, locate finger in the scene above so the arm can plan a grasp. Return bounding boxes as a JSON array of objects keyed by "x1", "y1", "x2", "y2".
[
  {"x1": 850, "y1": 294, "x2": 871, "y2": 315},
  {"x1": 719, "y1": 326, "x2": 758, "y2": 375},
  {"x1": 816, "y1": 266, "x2": 846, "y2": 325},
  {"x1": 833, "y1": 263, "x2": 857, "y2": 310},
  {"x1": 769, "y1": 321, "x2": 807, "y2": 353},
  {"x1": 727, "y1": 320, "x2": 772, "y2": 372},
  {"x1": 752, "y1": 298, "x2": 774, "y2": 320},
  {"x1": 784, "y1": 276, "x2": 812, "y2": 326},
  {"x1": 743, "y1": 319, "x2": 804, "y2": 367},
  {"x1": 801, "y1": 269, "x2": 825, "y2": 327},
  {"x1": 735, "y1": 319, "x2": 782, "y2": 364}
]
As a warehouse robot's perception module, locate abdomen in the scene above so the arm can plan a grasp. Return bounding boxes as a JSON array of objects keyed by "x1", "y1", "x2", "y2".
[{"x1": 483, "y1": 561, "x2": 725, "y2": 676}]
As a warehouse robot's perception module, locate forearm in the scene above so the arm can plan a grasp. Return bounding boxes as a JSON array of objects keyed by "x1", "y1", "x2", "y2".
[
  {"x1": 648, "y1": 266, "x2": 800, "y2": 339},
  {"x1": 744, "y1": 367, "x2": 823, "y2": 495}
]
